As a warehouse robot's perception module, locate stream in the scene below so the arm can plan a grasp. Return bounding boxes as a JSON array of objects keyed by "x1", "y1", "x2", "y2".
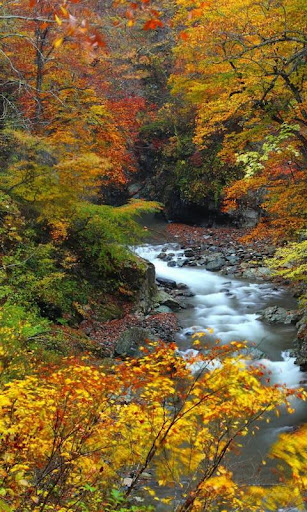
[{"x1": 135, "y1": 240, "x2": 307, "y2": 507}]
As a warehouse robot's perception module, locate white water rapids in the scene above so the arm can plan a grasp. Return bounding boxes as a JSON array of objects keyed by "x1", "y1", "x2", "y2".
[{"x1": 134, "y1": 243, "x2": 307, "y2": 505}]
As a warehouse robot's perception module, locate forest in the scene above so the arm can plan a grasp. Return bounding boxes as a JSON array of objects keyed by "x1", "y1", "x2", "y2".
[{"x1": 0, "y1": 0, "x2": 306, "y2": 511}]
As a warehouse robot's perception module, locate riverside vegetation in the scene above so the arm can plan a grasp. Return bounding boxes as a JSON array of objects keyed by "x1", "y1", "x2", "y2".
[{"x1": 0, "y1": 0, "x2": 306, "y2": 511}]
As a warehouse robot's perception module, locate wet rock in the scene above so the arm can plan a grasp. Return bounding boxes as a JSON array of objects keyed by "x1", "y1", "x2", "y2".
[
  {"x1": 156, "y1": 277, "x2": 177, "y2": 288},
  {"x1": 176, "y1": 290, "x2": 195, "y2": 298},
  {"x1": 293, "y1": 316, "x2": 307, "y2": 371},
  {"x1": 177, "y1": 282, "x2": 188, "y2": 290},
  {"x1": 154, "y1": 290, "x2": 181, "y2": 311},
  {"x1": 185, "y1": 259, "x2": 198, "y2": 267},
  {"x1": 236, "y1": 347, "x2": 266, "y2": 359},
  {"x1": 153, "y1": 305, "x2": 173, "y2": 314},
  {"x1": 184, "y1": 248, "x2": 196, "y2": 258},
  {"x1": 167, "y1": 260, "x2": 177, "y2": 267},
  {"x1": 259, "y1": 306, "x2": 300, "y2": 325}
]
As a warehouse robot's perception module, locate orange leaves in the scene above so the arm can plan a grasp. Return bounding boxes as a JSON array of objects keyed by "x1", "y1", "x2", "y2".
[
  {"x1": 0, "y1": 338, "x2": 305, "y2": 510},
  {"x1": 113, "y1": 0, "x2": 164, "y2": 30},
  {"x1": 179, "y1": 30, "x2": 189, "y2": 41},
  {"x1": 143, "y1": 18, "x2": 163, "y2": 30}
]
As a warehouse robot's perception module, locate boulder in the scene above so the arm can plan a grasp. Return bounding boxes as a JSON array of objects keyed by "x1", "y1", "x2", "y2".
[
  {"x1": 136, "y1": 260, "x2": 157, "y2": 314},
  {"x1": 238, "y1": 347, "x2": 266, "y2": 359},
  {"x1": 292, "y1": 316, "x2": 307, "y2": 371},
  {"x1": 184, "y1": 248, "x2": 196, "y2": 258},
  {"x1": 177, "y1": 283, "x2": 189, "y2": 290},
  {"x1": 226, "y1": 254, "x2": 240, "y2": 265},
  {"x1": 121, "y1": 258, "x2": 157, "y2": 315},
  {"x1": 156, "y1": 277, "x2": 177, "y2": 288},
  {"x1": 115, "y1": 327, "x2": 155, "y2": 357},
  {"x1": 154, "y1": 290, "x2": 181, "y2": 311},
  {"x1": 205, "y1": 254, "x2": 226, "y2": 271},
  {"x1": 127, "y1": 182, "x2": 144, "y2": 198},
  {"x1": 167, "y1": 261, "x2": 177, "y2": 267},
  {"x1": 242, "y1": 267, "x2": 271, "y2": 279},
  {"x1": 259, "y1": 306, "x2": 300, "y2": 325},
  {"x1": 153, "y1": 305, "x2": 173, "y2": 314}
]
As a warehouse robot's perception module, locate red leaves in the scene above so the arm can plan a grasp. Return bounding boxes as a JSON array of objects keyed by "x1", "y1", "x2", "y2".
[
  {"x1": 114, "y1": 1, "x2": 163, "y2": 30},
  {"x1": 87, "y1": 30, "x2": 106, "y2": 49},
  {"x1": 143, "y1": 18, "x2": 163, "y2": 30},
  {"x1": 179, "y1": 31, "x2": 189, "y2": 41}
]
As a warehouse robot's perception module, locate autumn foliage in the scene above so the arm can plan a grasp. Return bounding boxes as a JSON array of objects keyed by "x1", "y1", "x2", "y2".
[
  {"x1": 171, "y1": 0, "x2": 306, "y2": 241},
  {"x1": 0, "y1": 338, "x2": 306, "y2": 512},
  {"x1": 0, "y1": 1, "x2": 306, "y2": 511}
]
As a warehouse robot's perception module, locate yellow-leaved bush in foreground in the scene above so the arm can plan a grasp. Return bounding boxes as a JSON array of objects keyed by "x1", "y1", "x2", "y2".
[{"x1": 0, "y1": 338, "x2": 306, "y2": 512}]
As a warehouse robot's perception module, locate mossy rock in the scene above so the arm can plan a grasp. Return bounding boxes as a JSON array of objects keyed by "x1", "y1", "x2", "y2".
[
  {"x1": 94, "y1": 302, "x2": 124, "y2": 322},
  {"x1": 115, "y1": 327, "x2": 157, "y2": 358}
]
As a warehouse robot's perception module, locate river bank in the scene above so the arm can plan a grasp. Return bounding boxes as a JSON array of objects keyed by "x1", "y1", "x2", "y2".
[
  {"x1": 80, "y1": 221, "x2": 306, "y2": 372},
  {"x1": 74, "y1": 220, "x2": 307, "y2": 508},
  {"x1": 128, "y1": 240, "x2": 306, "y2": 508},
  {"x1": 164, "y1": 223, "x2": 307, "y2": 370}
]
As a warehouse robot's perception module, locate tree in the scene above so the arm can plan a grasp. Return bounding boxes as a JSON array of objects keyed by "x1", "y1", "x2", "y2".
[
  {"x1": 169, "y1": 0, "x2": 306, "y2": 240},
  {"x1": 0, "y1": 338, "x2": 304, "y2": 512},
  {"x1": 171, "y1": 0, "x2": 306, "y2": 153}
]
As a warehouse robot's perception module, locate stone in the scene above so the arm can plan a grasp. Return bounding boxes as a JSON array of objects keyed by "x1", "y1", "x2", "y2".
[
  {"x1": 235, "y1": 347, "x2": 266, "y2": 359},
  {"x1": 259, "y1": 306, "x2": 300, "y2": 325},
  {"x1": 205, "y1": 254, "x2": 226, "y2": 271},
  {"x1": 242, "y1": 267, "x2": 271, "y2": 279},
  {"x1": 226, "y1": 254, "x2": 240, "y2": 265},
  {"x1": 156, "y1": 277, "x2": 177, "y2": 288},
  {"x1": 177, "y1": 290, "x2": 195, "y2": 298},
  {"x1": 167, "y1": 261, "x2": 177, "y2": 267},
  {"x1": 154, "y1": 290, "x2": 181, "y2": 311},
  {"x1": 177, "y1": 282, "x2": 188, "y2": 290},
  {"x1": 184, "y1": 248, "x2": 196, "y2": 257},
  {"x1": 153, "y1": 305, "x2": 172, "y2": 314},
  {"x1": 130, "y1": 259, "x2": 157, "y2": 314},
  {"x1": 115, "y1": 327, "x2": 155, "y2": 357},
  {"x1": 127, "y1": 183, "x2": 143, "y2": 198},
  {"x1": 185, "y1": 259, "x2": 198, "y2": 267}
]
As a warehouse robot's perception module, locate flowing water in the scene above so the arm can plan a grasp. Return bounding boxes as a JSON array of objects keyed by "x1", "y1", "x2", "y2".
[{"x1": 134, "y1": 241, "x2": 307, "y2": 505}]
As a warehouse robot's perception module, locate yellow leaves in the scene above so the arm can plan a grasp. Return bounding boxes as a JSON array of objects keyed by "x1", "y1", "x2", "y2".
[
  {"x1": 60, "y1": 6, "x2": 69, "y2": 17},
  {"x1": 18, "y1": 479, "x2": 30, "y2": 487},
  {"x1": 0, "y1": 338, "x2": 305, "y2": 511},
  {"x1": 0, "y1": 396, "x2": 11, "y2": 408},
  {"x1": 55, "y1": 14, "x2": 62, "y2": 26},
  {"x1": 54, "y1": 37, "x2": 64, "y2": 48}
]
